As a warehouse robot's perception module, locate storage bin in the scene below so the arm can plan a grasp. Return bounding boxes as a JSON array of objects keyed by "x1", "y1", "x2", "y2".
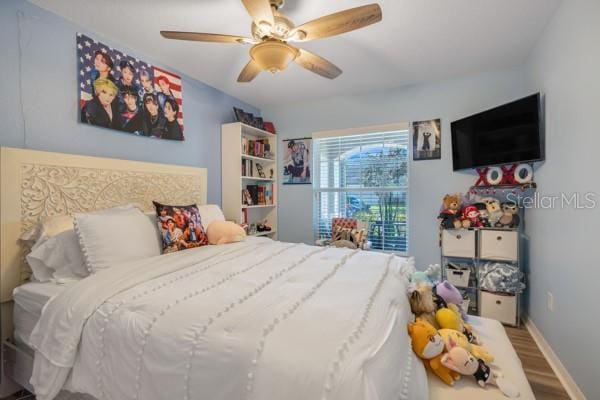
[
  {"x1": 442, "y1": 229, "x2": 476, "y2": 258},
  {"x1": 480, "y1": 290, "x2": 517, "y2": 325},
  {"x1": 479, "y1": 230, "x2": 518, "y2": 261},
  {"x1": 445, "y1": 267, "x2": 471, "y2": 287}
]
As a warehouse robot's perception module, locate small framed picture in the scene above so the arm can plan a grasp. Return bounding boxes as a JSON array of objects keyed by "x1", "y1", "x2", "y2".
[
  {"x1": 412, "y1": 119, "x2": 441, "y2": 161},
  {"x1": 233, "y1": 107, "x2": 246, "y2": 122}
]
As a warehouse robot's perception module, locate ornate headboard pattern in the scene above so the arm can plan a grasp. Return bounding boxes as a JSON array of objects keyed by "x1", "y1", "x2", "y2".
[{"x1": 0, "y1": 147, "x2": 208, "y2": 305}]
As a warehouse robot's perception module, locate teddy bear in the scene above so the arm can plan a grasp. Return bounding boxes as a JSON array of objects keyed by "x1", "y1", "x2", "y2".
[
  {"x1": 206, "y1": 220, "x2": 247, "y2": 245},
  {"x1": 441, "y1": 341, "x2": 520, "y2": 398},
  {"x1": 497, "y1": 202, "x2": 520, "y2": 228},
  {"x1": 408, "y1": 282, "x2": 438, "y2": 328},
  {"x1": 438, "y1": 328, "x2": 494, "y2": 363},
  {"x1": 481, "y1": 197, "x2": 503, "y2": 226},
  {"x1": 438, "y1": 194, "x2": 463, "y2": 230},
  {"x1": 407, "y1": 319, "x2": 462, "y2": 386}
]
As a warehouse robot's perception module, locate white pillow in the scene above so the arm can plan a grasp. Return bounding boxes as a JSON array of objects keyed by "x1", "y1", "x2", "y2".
[
  {"x1": 21, "y1": 215, "x2": 86, "y2": 282},
  {"x1": 197, "y1": 204, "x2": 226, "y2": 231},
  {"x1": 74, "y1": 204, "x2": 161, "y2": 272},
  {"x1": 27, "y1": 230, "x2": 88, "y2": 282},
  {"x1": 20, "y1": 215, "x2": 74, "y2": 244}
]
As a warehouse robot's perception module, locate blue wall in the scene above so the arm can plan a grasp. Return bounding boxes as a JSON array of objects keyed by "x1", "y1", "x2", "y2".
[
  {"x1": 525, "y1": 0, "x2": 599, "y2": 397},
  {"x1": 264, "y1": 66, "x2": 530, "y2": 267},
  {"x1": 0, "y1": 0, "x2": 259, "y2": 205}
]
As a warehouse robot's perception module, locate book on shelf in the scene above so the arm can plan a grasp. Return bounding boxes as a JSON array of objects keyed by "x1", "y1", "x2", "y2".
[
  {"x1": 246, "y1": 185, "x2": 259, "y2": 205},
  {"x1": 242, "y1": 189, "x2": 253, "y2": 205},
  {"x1": 242, "y1": 159, "x2": 254, "y2": 177},
  {"x1": 241, "y1": 138, "x2": 272, "y2": 159},
  {"x1": 243, "y1": 182, "x2": 274, "y2": 206},
  {"x1": 257, "y1": 186, "x2": 265, "y2": 205}
]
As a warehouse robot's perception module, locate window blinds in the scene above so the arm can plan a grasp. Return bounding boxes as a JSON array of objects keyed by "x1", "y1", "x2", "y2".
[{"x1": 313, "y1": 130, "x2": 409, "y2": 253}]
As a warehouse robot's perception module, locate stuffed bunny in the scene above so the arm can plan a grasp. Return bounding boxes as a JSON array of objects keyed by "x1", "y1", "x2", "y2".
[{"x1": 441, "y1": 340, "x2": 520, "y2": 398}]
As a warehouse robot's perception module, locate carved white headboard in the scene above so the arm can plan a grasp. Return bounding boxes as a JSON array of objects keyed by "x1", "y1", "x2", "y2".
[{"x1": 0, "y1": 147, "x2": 207, "y2": 307}]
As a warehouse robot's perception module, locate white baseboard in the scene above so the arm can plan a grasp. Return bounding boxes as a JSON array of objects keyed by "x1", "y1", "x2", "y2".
[{"x1": 523, "y1": 316, "x2": 587, "y2": 400}]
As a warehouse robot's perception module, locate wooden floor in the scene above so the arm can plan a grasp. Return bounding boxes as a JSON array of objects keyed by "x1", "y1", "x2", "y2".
[
  {"x1": 3, "y1": 325, "x2": 571, "y2": 400},
  {"x1": 505, "y1": 325, "x2": 571, "y2": 400}
]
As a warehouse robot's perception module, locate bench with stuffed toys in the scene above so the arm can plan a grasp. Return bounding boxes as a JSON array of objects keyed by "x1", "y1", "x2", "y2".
[{"x1": 406, "y1": 268, "x2": 536, "y2": 399}]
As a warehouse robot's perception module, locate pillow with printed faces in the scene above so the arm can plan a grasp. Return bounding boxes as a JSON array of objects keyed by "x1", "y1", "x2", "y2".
[{"x1": 153, "y1": 201, "x2": 209, "y2": 253}]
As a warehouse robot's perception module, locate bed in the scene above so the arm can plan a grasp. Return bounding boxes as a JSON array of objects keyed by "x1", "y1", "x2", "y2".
[
  {"x1": 1, "y1": 147, "x2": 427, "y2": 400},
  {"x1": 0, "y1": 147, "x2": 534, "y2": 400}
]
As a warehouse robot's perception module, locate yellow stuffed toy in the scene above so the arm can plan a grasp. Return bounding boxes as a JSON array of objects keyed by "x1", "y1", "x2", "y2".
[
  {"x1": 407, "y1": 319, "x2": 461, "y2": 386},
  {"x1": 435, "y1": 304, "x2": 479, "y2": 344},
  {"x1": 438, "y1": 329, "x2": 494, "y2": 363}
]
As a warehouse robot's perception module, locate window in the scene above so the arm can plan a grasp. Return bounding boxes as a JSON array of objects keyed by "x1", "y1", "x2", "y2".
[{"x1": 313, "y1": 127, "x2": 409, "y2": 253}]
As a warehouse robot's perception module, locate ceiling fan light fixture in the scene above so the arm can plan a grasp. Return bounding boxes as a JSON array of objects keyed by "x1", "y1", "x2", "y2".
[{"x1": 249, "y1": 41, "x2": 298, "y2": 73}]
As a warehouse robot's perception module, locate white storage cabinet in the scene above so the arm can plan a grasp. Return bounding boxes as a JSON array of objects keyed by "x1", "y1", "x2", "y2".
[{"x1": 441, "y1": 228, "x2": 522, "y2": 326}]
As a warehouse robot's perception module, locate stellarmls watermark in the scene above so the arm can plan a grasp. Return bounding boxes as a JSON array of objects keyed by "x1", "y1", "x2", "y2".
[{"x1": 507, "y1": 192, "x2": 597, "y2": 209}]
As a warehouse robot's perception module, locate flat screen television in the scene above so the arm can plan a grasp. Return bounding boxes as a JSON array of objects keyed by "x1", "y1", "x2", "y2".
[{"x1": 451, "y1": 93, "x2": 544, "y2": 171}]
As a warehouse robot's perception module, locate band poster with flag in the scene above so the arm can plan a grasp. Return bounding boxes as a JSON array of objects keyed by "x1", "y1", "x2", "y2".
[{"x1": 77, "y1": 33, "x2": 184, "y2": 141}]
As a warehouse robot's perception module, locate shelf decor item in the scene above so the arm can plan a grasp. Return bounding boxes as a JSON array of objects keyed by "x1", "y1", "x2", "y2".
[
  {"x1": 263, "y1": 122, "x2": 276, "y2": 134},
  {"x1": 474, "y1": 163, "x2": 534, "y2": 186},
  {"x1": 256, "y1": 163, "x2": 266, "y2": 178},
  {"x1": 282, "y1": 138, "x2": 312, "y2": 184},
  {"x1": 412, "y1": 119, "x2": 441, "y2": 160}
]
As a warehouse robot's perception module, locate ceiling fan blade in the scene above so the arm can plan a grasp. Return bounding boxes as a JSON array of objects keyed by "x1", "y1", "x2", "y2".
[
  {"x1": 241, "y1": 0, "x2": 274, "y2": 26},
  {"x1": 291, "y1": 4, "x2": 382, "y2": 42},
  {"x1": 237, "y1": 60, "x2": 262, "y2": 82},
  {"x1": 160, "y1": 31, "x2": 255, "y2": 44},
  {"x1": 294, "y1": 48, "x2": 342, "y2": 79}
]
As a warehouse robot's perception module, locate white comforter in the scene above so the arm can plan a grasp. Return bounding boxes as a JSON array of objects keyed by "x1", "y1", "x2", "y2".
[{"x1": 29, "y1": 238, "x2": 426, "y2": 400}]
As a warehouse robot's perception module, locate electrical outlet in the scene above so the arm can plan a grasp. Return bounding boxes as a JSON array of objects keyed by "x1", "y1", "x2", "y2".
[{"x1": 546, "y1": 292, "x2": 554, "y2": 312}]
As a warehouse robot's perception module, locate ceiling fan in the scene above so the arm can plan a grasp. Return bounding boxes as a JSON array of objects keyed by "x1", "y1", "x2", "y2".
[{"x1": 160, "y1": 0, "x2": 382, "y2": 82}]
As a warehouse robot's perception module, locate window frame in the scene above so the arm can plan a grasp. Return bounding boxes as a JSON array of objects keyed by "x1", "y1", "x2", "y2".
[{"x1": 312, "y1": 123, "x2": 410, "y2": 255}]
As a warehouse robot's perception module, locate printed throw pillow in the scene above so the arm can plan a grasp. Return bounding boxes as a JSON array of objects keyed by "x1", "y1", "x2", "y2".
[{"x1": 153, "y1": 201, "x2": 209, "y2": 253}]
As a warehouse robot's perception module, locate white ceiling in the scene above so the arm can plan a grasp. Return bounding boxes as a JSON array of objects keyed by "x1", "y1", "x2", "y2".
[{"x1": 30, "y1": 0, "x2": 561, "y2": 109}]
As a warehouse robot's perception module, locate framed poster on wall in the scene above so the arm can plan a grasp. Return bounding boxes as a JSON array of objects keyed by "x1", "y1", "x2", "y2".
[
  {"x1": 412, "y1": 119, "x2": 441, "y2": 160},
  {"x1": 77, "y1": 33, "x2": 184, "y2": 141},
  {"x1": 282, "y1": 138, "x2": 311, "y2": 184}
]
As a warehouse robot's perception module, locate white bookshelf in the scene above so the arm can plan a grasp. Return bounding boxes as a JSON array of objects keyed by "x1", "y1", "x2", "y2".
[{"x1": 222, "y1": 122, "x2": 278, "y2": 239}]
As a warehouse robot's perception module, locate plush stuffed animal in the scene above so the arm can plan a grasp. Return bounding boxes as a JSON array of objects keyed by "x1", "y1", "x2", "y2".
[
  {"x1": 331, "y1": 227, "x2": 367, "y2": 249},
  {"x1": 436, "y1": 305, "x2": 479, "y2": 344},
  {"x1": 435, "y1": 281, "x2": 467, "y2": 319},
  {"x1": 474, "y1": 203, "x2": 491, "y2": 227},
  {"x1": 481, "y1": 197, "x2": 503, "y2": 226},
  {"x1": 438, "y1": 328, "x2": 493, "y2": 363},
  {"x1": 410, "y1": 264, "x2": 441, "y2": 286},
  {"x1": 438, "y1": 194, "x2": 463, "y2": 230},
  {"x1": 441, "y1": 343, "x2": 520, "y2": 398},
  {"x1": 206, "y1": 221, "x2": 247, "y2": 245},
  {"x1": 407, "y1": 319, "x2": 461, "y2": 386},
  {"x1": 461, "y1": 205, "x2": 484, "y2": 228},
  {"x1": 331, "y1": 239, "x2": 357, "y2": 249},
  {"x1": 498, "y1": 202, "x2": 520, "y2": 228},
  {"x1": 408, "y1": 283, "x2": 438, "y2": 328}
]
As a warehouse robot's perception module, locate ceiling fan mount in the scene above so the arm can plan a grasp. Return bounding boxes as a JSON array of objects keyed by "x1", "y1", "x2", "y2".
[
  {"x1": 269, "y1": 0, "x2": 285, "y2": 11},
  {"x1": 251, "y1": 10, "x2": 296, "y2": 41},
  {"x1": 160, "y1": 0, "x2": 382, "y2": 82}
]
